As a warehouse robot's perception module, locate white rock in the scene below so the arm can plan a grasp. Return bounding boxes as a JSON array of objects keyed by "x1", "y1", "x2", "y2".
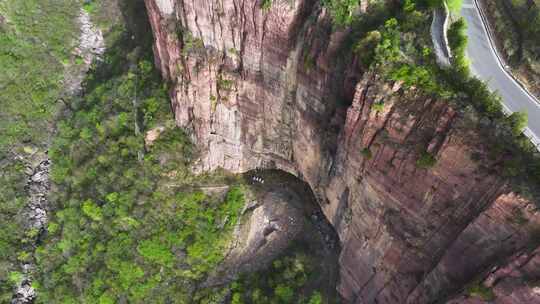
[{"x1": 155, "y1": 0, "x2": 175, "y2": 15}]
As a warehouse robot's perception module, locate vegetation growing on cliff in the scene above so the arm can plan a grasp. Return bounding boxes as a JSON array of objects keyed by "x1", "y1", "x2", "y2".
[
  {"x1": 416, "y1": 151, "x2": 437, "y2": 168},
  {"x1": 261, "y1": 0, "x2": 273, "y2": 10},
  {"x1": 322, "y1": 0, "x2": 360, "y2": 26},
  {"x1": 349, "y1": 0, "x2": 540, "y2": 187},
  {"x1": 427, "y1": 0, "x2": 463, "y2": 12},
  {"x1": 466, "y1": 281, "x2": 495, "y2": 301},
  {"x1": 322, "y1": 0, "x2": 462, "y2": 27}
]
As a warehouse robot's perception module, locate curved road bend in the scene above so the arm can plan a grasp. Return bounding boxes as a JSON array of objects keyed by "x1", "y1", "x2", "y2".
[{"x1": 461, "y1": 0, "x2": 540, "y2": 148}]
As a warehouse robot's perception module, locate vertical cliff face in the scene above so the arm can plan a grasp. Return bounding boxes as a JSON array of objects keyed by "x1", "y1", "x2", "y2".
[
  {"x1": 145, "y1": 0, "x2": 356, "y2": 180},
  {"x1": 144, "y1": 0, "x2": 540, "y2": 303},
  {"x1": 326, "y1": 75, "x2": 540, "y2": 303}
]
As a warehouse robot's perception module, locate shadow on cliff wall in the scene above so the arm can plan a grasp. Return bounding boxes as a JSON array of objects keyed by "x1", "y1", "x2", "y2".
[
  {"x1": 81, "y1": 0, "x2": 157, "y2": 95},
  {"x1": 237, "y1": 169, "x2": 343, "y2": 301}
]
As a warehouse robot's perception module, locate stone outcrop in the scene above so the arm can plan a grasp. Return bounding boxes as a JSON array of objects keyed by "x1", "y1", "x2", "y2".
[
  {"x1": 143, "y1": 0, "x2": 540, "y2": 303},
  {"x1": 205, "y1": 170, "x2": 340, "y2": 289},
  {"x1": 63, "y1": 9, "x2": 105, "y2": 96},
  {"x1": 448, "y1": 246, "x2": 540, "y2": 303},
  {"x1": 11, "y1": 154, "x2": 49, "y2": 304}
]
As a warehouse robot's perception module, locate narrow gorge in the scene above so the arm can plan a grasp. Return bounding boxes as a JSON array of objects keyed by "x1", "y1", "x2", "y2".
[
  {"x1": 143, "y1": 0, "x2": 540, "y2": 303},
  {"x1": 2, "y1": 0, "x2": 540, "y2": 303}
]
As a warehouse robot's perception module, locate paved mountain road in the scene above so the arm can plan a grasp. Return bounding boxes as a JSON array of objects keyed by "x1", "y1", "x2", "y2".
[{"x1": 461, "y1": 0, "x2": 540, "y2": 148}]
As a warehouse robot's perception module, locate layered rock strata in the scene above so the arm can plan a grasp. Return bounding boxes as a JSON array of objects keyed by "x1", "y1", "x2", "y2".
[{"x1": 144, "y1": 0, "x2": 540, "y2": 302}]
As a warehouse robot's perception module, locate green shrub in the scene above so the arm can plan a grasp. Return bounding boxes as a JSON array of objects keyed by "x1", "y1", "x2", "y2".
[
  {"x1": 448, "y1": 18, "x2": 469, "y2": 75},
  {"x1": 416, "y1": 151, "x2": 437, "y2": 168},
  {"x1": 82, "y1": 200, "x2": 103, "y2": 221},
  {"x1": 354, "y1": 30, "x2": 382, "y2": 67},
  {"x1": 230, "y1": 244, "x2": 335, "y2": 303},
  {"x1": 361, "y1": 147, "x2": 373, "y2": 159},
  {"x1": 98, "y1": 292, "x2": 115, "y2": 304},
  {"x1": 309, "y1": 292, "x2": 323, "y2": 304},
  {"x1": 8, "y1": 271, "x2": 23, "y2": 285},
  {"x1": 466, "y1": 282, "x2": 495, "y2": 301},
  {"x1": 274, "y1": 285, "x2": 294, "y2": 302},
  {"x1": 217, "y1": 75, "x2": 234, "y2": 91},
  {"x1": 446, "y1": 0, "x2": 463, "y2": 12},
  {"x1": 389, "y1": 64, "x2": 440, "y2": 94},
  {"x1": 261, "y1": 0, "x2": 272, "y2": 10},
  {"x1": 372, "y1": 101, "x2": 385, "y2": 112},
  {"x1": 425, "y1": 0, "x2": 463, "y2": 12},
  {"x1": 137, "y1": 238, "x2": 175, "y2": 267},
  {"x1": 506, "y1": 111, "x2": 528, "y2": 136},
  {"x1": 322, "y1": 0, "x2": 360, "y2": 26}
]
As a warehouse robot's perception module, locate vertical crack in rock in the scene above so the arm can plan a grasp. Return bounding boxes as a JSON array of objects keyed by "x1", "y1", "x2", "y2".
[{"x1": 143, "y1": 1, "x2": 540, "y2": 303}]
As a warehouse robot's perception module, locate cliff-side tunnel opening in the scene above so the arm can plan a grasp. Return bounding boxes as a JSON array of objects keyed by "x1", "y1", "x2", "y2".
[
  {"x1": 240, "y1": 169, "x2": 342, "y2": 297},
  {"x1": 243, "y1": 169, "x2": 340, "y2": 246}
]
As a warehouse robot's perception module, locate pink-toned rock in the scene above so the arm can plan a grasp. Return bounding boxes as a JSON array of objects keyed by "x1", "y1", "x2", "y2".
[
  {"x1": 144, "y1": 1, "x2": 540, "y2": 303},
  {"x1": 447, "y1": 247, "x2": 540, "y2": 304}
]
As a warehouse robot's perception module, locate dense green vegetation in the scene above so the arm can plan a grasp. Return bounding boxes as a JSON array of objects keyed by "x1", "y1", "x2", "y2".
[
  {"x1": 0, "y1": 0, "x2": 80, "y2": 154},
  {"x1": 230, "y1": 243, "x2": 336, "y2": 304},
  {"x1": 0, "y1": 0, "x2": 81, "y2": 301},
  {"x1": 482, "y1": 0, "x2": 540, "y2": 96},
  {"x1": 322, "y1": 0, "x2": 360, "y2": 26},
  {"x1": 447, "y1": 18, "x2": 469, "y2": 75},
  {"x1": 0, "y1": 159, "x2": 28, "y2": 302},
  {"x1": 31, "y1": 6, "x2": 252, "y2": 300},
  {"x1": 322, "y1": 0, "x2": 462, "y2": 27}
]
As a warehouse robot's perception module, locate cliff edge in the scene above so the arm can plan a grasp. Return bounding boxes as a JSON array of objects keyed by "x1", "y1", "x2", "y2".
[{"x1": 144, "y1": 0, "x2": 540, "y2": 302}]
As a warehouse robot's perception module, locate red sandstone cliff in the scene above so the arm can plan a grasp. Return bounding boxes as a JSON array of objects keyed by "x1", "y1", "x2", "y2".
[{"x1": 143, "y1": 0, "x2": 540, "y2": 302}]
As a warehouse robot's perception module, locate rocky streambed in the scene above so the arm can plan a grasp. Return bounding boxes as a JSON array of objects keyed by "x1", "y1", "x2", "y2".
[
  {"x1": 64, "y1": 9, "x2": 105, "y2": 96},
  {"x1": 11, "y1": 157, "x2": 49, "y2": 304}
]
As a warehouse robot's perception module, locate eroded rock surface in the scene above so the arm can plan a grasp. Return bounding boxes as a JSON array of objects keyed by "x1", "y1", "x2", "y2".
[
  {"x1": 205, "y1": 170, "x2": 340, "y2": 292},
  {"x1": 144, "y1": 0, "x2": 540, "y2": 303},
  {"x1": 447, "y1": 247, "x2": 540, "y2": 303},
  {"x1": 12, "y1": 156, "x2": 49, "y2": 304},
  {"x1": 63, "y1": 9, "x2": 105, "y2": 96}
]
